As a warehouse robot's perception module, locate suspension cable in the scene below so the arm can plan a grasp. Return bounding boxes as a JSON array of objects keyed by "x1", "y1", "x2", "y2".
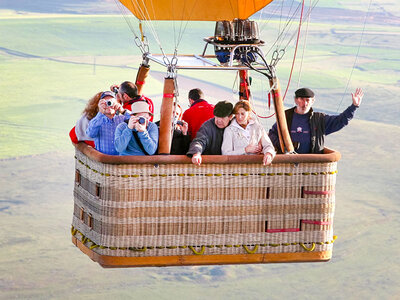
[
  {"x1": 281, "y1": 0, "x2": 305, "y2": 101},
  {"x1": 336, "y1": 0, "x2": 372, "y2": 112},
  {"x1": 265, "y1": 1, "x2": 302, "y2": 57},
  {"x1": 297, "y1": 0, "x2": 312, "y2": 87},
  {"x1": 131, "y1": 0, "x2": 168, "y2": 57}
]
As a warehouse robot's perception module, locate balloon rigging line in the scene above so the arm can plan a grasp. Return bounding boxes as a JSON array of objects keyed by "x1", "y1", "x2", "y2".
[
  {"x1": 136, "y1": 0, "x2": 167, "y2": 54},
  {"x1": 253, "y1": 0, "x2": 306, "y2": 119},
  {"x1": 128, "y1": 0, "x2": 167, "y2": 57},
  {"x1": 265, "y1": 0, "x2": 302, "y2": 57},
  {"x1": 257, "y1": 0, "x2": 286, "y2": 37},
  {"x1": 174, "y1": 1, "x2": 199, "y2": 51},
  {"x1": 113, "y1": 0, "x2": 140, "y2": 42},
  {"x1": 281, "y1": 0, "x2": 305, "y2": 101},
  {"x1": 336, "y1": 0, "x2": 372, "y2": 112},
  {"x1": 296, "y1": 0, "x2": 312, "y2": 88}
]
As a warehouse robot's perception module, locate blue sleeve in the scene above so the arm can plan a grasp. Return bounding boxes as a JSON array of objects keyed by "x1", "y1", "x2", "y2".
[
  {"x1": 325, "y1": 104, "x2": 358, "y2": 135},
  {"x1": 114, "y1": 122, "x2": 133, "y2": 154},
  {"x1": 137, "y1": 122, "x2": 159, "y2": 155},
  {"x1": 268, "y1": 122, "x2": 280, "y2": 150},
  {"x1": 86, "y1": 112, "x2": 106, "y2": 138}
]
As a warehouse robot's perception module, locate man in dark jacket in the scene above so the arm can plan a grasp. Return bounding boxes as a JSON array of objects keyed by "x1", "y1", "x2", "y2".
[
  {"x1": 268, "y1": 87, "x2": 364, "y2": 154},
  {"x1": 187, "y1": 100, "x2": 234, "y2": 165}
]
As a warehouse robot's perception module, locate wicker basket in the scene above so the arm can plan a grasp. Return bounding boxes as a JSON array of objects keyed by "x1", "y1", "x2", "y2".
[{"x1": 71, "y1": 143, "x2": 340, "y2": 268}]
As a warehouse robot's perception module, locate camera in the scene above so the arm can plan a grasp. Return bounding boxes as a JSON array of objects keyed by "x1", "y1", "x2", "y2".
[
  {"x1": 138, "y1": 117, "x2": 146, "y2": 125},
  {"x1": 106, "y1": 99, "x2": 115, "y2": 107},
  {"x1": 113, "y1": 87, "x2": 119, "y2": 94},
  {"x1": 176, "y1": 120, "x2": 184, "y2": 126}
]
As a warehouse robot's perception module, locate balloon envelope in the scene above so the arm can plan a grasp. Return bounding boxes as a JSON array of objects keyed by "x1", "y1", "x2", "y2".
[{"x1": 119, "y1": 0, "x2": 274, "y2": 21}]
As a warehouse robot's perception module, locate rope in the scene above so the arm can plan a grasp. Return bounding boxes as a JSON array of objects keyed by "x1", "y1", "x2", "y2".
[
  {"x1": 297, "y1": 0, "x2": 312, "y2": 87},
  {"x1": 265, "y1": 0, "x2": 302, "y2": 57},
  {"x1": 300, "y1": 242, "x2": 316, "y2": 251},
  {"x1": 72, "y1": 226, "x2": 337, "y2": 255},
  {"x1": 336, "y1": 0, "x2": 372, "y2": 112},
  {"x1": 281, "y1": 0, "x2": 305, "y2": 101},
  {"x1": 243, "y1": 244, "x2": 259, "y2": 254},
  {"x1": 189, "y1": 245, "x2": 205, "y2": 255},
  {"x1": 130, "y1": 0, "x2": 167, "y2": 57}
]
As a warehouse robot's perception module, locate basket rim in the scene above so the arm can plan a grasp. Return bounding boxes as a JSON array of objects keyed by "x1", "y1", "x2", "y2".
[{"x1": 74, "y1": 142, "x2": 341, "y2": 165}]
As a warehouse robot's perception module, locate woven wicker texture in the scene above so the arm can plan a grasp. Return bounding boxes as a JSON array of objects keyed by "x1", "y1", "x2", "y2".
[{"x1": 72, "y1": 149, "x2": 337, "y2": 259}]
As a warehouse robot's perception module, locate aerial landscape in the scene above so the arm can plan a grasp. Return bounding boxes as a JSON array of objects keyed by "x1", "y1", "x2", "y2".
[{"x1": 0, "y1": 0, "x2": 399, "y2": 299}]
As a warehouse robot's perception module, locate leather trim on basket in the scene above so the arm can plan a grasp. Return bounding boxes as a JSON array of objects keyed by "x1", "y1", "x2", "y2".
[{"x1": 74, "y1": 142, "x2": 341, "y2": 165}]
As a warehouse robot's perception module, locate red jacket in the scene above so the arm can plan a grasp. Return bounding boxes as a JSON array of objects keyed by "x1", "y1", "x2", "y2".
[
  {"x1": 123, "y1": 95, "x2": 154, "y2": 121},
  {"x1": 182, "y1": 100, "x2": 214, "y2": 140}
]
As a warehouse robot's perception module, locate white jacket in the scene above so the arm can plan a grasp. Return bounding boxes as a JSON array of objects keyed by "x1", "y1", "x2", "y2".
[
  {"x1": 75, "y1": 113, "x2": 95, "y2": 142},
  {"x1": 221, "y1": 118, "x2": 275, "y2": 157}
]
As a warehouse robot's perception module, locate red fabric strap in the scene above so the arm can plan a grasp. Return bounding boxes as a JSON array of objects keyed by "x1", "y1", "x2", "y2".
[
  {"x1": 302, "y1": 220, "x2": 332, "y2": 225},
  {"x1": 266, "y1": 228, "x2": 300, "y2": 233},
  {"x1": 136, "y1": 80, "x2": 145, "y2": 85},
  {"x1": 303, "y1": 190, "x2": 334, "y2": 195},
  {"x1": 163, "y1": 93, "x2": 174, "y2": 98}
]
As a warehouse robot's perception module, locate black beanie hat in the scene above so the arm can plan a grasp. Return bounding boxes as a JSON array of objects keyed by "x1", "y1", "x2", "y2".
[
  {"x1": 295, "y1": 88, "x2": 314, "y2": 98},
  {"x1": 214, "y1": 100, "x2": 233, "y2": 117}
]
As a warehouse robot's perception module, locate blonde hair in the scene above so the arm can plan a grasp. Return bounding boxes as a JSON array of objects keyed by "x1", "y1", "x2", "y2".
[{"x1": 82, "y1": 92, "x2": 102, "y2": 120}]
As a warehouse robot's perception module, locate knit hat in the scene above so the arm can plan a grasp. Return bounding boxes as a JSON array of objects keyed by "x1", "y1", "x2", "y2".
[
  {"x1": 213, "y1": 100, "x2": 233, "y2": 117},
  {"x1": 295, "y1": 88, "x2": 314, "y2": 98},
  {"x1": 130, "y1": 101, "x2": 153, "y2": 116}
]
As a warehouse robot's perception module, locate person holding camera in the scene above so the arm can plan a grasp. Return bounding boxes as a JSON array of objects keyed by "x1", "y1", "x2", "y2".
[
  {"x1": 170, "y1": 104, "x2": 190, "y2": 155},
  {"x1": 114, "y1": 101, "x2": 159, "y2": 156},
  {"x1": 110, "y1": 81, "x2": 154, "y2": 121},
  {"x1": 86, "y1": 91, "x2": 129, "y2": 155}
]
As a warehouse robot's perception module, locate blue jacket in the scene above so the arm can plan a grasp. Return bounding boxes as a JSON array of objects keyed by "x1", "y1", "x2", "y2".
[
  {"x1": 86, "y1": 112, "x2": 126, "y2": 155},
  {"x1": 114, "y1": 121, "x2": 159, "y2": 156}
]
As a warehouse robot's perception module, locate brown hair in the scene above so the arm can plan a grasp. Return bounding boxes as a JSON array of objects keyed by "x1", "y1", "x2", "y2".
[
  {"x1": 120, "y1": 81, "x2": 139, "y2": 99},
  {"x1": 188, "y1": 88, "x2": 204, "y2": 101},
  {"x1": 82, "y1": 92, "x2": 102, "y2": 120},
  {"x1": 233, "y1": 100, "x2": 251, "y2": 114}
]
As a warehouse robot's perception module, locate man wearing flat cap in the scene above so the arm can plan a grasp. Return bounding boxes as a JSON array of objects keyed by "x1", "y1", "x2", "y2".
[
  {"x1": 187, "y1": 100, "x2": 234, "y2": 165},
  {"x1": 269, "y1": 87, "x2": 364, "y2": 154}
]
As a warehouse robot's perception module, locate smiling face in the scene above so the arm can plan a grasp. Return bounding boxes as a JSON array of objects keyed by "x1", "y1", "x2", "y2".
[
  {"x1": 101, "y1": 96, "x2": 117, "y2": 116},
  {"x1": 235, "y1": 107, "x2": 250, "y2": 127},
  {"x1": 294, "y1": 97, "x2": 315, "y2": 114}
]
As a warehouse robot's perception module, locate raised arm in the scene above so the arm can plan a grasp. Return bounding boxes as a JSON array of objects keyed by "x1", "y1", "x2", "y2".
[{"x1": 352, "y1": 88, "x2": 364, "y2": 107}]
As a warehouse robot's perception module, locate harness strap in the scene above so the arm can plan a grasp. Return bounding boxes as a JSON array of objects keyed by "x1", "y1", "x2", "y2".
[{"x1": 132, "y1": 131, "x2": 149, "y2": 155}]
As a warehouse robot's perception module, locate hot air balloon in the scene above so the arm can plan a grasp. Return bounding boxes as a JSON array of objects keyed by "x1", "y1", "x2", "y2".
[{"x1": 71, "y1": 0, "x2": 340, "y2": 267}]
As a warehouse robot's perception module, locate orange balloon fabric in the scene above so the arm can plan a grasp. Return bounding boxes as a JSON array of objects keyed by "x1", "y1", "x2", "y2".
[{"x1": 119, "y1": 0, "x2": 274, "y2": 21}]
